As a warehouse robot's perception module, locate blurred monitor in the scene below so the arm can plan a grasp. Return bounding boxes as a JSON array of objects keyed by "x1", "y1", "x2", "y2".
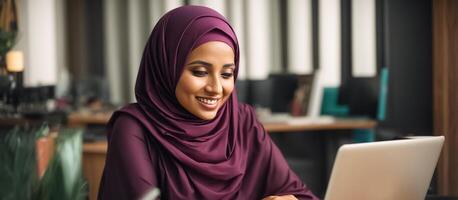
[
  {"x1": 338, "y1": 77, "x2": 379, "y2": 118},
  {"x1": 269, "y1": 73, "x2": 314, "y2": 114}
]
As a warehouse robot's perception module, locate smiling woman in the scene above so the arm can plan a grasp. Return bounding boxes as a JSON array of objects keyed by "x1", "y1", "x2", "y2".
[
  {"x1": 98, "y1": 5, "x2": 318, "y2": 200},
  {"x1": 176, "y1": 41, "x2": 235, "y2": 120}
]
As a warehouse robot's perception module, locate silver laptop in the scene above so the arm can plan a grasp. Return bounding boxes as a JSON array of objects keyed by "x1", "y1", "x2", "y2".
[{"x1": 325, "y1": 136, "x2": 444, "y2": 200}]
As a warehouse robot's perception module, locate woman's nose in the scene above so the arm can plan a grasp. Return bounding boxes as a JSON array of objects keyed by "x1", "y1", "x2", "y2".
[{"x1": 205, "y1": 76, "x2": 223, "y2": 94}]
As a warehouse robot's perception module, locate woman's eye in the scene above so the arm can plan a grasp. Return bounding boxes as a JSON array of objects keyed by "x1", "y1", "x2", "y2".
[
  {"x1": 191, "y1": 70, "x2": 207, "y2": 77},
  {"x1": 221, "y1": 73, "x2": 233, "y2": 79}
]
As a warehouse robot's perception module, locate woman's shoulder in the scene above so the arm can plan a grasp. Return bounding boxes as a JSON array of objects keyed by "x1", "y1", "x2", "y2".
[
  {"x1": 107, "y1": 104, "x2": 156, "y2": 145},
  {"x1": 111, "y1": 112, "x2": 141, "y2": 128},
  {"x1": 108, "y1": 103, "x2": 147, "y2": 134},
  {"x1": 109, "y1": 103, "x2": 142, "y2": 124}
]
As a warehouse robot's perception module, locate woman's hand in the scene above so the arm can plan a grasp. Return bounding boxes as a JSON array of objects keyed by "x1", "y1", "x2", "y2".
[{"x1": 262, "y1": 195, "x2": 298, "y2": 200}]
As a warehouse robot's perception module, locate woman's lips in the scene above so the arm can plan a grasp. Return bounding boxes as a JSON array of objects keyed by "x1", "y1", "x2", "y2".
[{"x1": 196, "y1": 96, "x2": 219, "y2": 110}]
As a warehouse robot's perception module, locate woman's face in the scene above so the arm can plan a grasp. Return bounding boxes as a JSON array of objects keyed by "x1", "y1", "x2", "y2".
[{"x1": 175, "y1": 41, "x2": 235, "y2": 120}]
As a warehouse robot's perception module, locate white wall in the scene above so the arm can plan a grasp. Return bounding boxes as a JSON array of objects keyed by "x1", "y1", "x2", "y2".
[
  {"x1": 269, "y1": 0, "x2": 283, "y2": 74},
  {"x1": 287, "y1": 0, "x2": 313, "y2": 74},
  {"x1": 189, "y1": 0, "x2": 226, "y2": 16},
  {"x1": 104, "y1": 0, "x2": 184, "y2": 103},
  {"x1": 227, "y1": 0, "x2": 247, "y2": 79},
  {"x1": 352, "y1": 0, "x2": 377, "y2": 77},
  {"x1": 319, "y1": 0, "x2": 341, "y2": 87},
  {"x1": 103, "y1": 0, "x2": 124, "y2": 104},
  {"x1": 245, "y1": 0, "x2": 271, "y2": 80},
  {"x1": 127, "y1": 0, "x2": 151, "y2": 102},
  {"x1": 18, "y1": 0, "x2": 60, "y2": 87}
]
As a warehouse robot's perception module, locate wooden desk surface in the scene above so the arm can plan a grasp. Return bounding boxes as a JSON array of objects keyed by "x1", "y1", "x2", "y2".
[
  {"x1": 82, "y1": 141, "x2": 108, "y2": 200},
  {"x1": 264, "y1": 118, "x2": 377, "y2": 133},
  {"x1": 67, "y1": 111, "x2": 113, "y2": 127},
  {"x1": 70, "y1": 111, "x2": 377, "y2": 132},
  {"x1": 83, "y1": 141, "x2": 108, "y2": 154}
]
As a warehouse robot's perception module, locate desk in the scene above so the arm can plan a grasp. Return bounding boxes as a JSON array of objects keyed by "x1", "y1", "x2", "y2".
[
  {"x1": 76, "y1": 112, "x2": 376, "y2": 200},
  {"x1": 69, "y1": 111, "x2": 376, "y2": 132},
  {"x1": 67, "y1": 111, "x2": 113, "y2": 127},
  {"x1": 264, "y1": 118, "x2": 376, "y2": 132},
  {"x1": 82, "y1": 141, "x2": 107, "y2": 200}
]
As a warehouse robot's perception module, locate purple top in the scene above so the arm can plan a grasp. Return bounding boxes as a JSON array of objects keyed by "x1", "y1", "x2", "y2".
[{"x1": 98, "y1": 5, "x2": 318, "y2": 200}]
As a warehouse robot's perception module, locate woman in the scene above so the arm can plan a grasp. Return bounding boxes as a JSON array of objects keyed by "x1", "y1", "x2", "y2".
[{"x1": 98, "y1": 5, "x2": 318, "y2": 200}]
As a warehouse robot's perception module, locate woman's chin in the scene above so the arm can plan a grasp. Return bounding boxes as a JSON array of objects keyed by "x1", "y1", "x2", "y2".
[
  {"x1": 192, "y1": 109, "x2": 218, "y2": 120},
  {"x1": 196, "y1": 113, "x2": 217, "y2": 120}
]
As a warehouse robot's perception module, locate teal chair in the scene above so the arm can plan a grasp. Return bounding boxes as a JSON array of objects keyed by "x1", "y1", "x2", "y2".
[
  {"x1": 320, "y1": 87, "x2": 350, "y2": 117},
  {"x1": 320, "y1": 67, "x2": 389, "y2": 143},
  {"x1": 353, "y1": 67, "x2": 389, "y2": 143}
]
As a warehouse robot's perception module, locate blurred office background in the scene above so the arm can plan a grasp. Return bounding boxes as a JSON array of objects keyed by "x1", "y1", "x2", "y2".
[{"x1": 0, "y1": 0, "x2": 457, "y2": 199}]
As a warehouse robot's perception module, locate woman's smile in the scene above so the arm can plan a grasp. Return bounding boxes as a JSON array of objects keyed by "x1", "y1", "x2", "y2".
[{"x1": 196, "y1": 96, "x2": 220, "y2": 109}]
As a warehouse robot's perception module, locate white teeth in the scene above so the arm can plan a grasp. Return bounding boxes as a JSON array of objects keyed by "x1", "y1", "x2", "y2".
[{"x1": 197, "y1": 97, "x2": 218, "y2": 105}]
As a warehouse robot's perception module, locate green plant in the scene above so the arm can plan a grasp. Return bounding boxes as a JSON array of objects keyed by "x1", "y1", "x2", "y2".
[
  {"x1": 0, "y1": 126, "x2": 43, "y2": 199},
  {"x1": 0, "y1": 125, "x2": 87, "y2": 200},
  {"x1": 36, "y1": 128, "x2": 87, "y2": 200}
]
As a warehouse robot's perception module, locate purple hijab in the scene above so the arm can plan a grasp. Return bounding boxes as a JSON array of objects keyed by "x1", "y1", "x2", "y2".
[{"x1": 99, "y1": 5, "x2": 317, "y2": 200}]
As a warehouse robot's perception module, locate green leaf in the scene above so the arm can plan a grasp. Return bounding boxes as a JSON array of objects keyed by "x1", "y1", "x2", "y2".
[
  {"x1": 0, "y1": 125, "x2": 87, "y2": 200},
  {"x1": 36, "y1": 128, "x2": 87, "y2": 200},
  {"x1": 0, "y1": 126, "x2": 38, "y2": 200}
]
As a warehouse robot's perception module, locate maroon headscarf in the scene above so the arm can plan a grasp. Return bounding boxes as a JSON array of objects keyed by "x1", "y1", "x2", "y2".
[{"x1": 102, "y1": 5, "x2": 317, "y2": 200}]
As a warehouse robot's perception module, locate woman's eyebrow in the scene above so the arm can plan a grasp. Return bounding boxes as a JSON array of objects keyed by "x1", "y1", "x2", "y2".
[
  {"x1": 187, "y1": 60, "x2": 235, "y2": 68},
  {"x1": 223, "y1": 63, "x2": 235, "y2": 68},
  {"x1": 187, "y1": 60, "x2": 212, "y2": 67}
]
